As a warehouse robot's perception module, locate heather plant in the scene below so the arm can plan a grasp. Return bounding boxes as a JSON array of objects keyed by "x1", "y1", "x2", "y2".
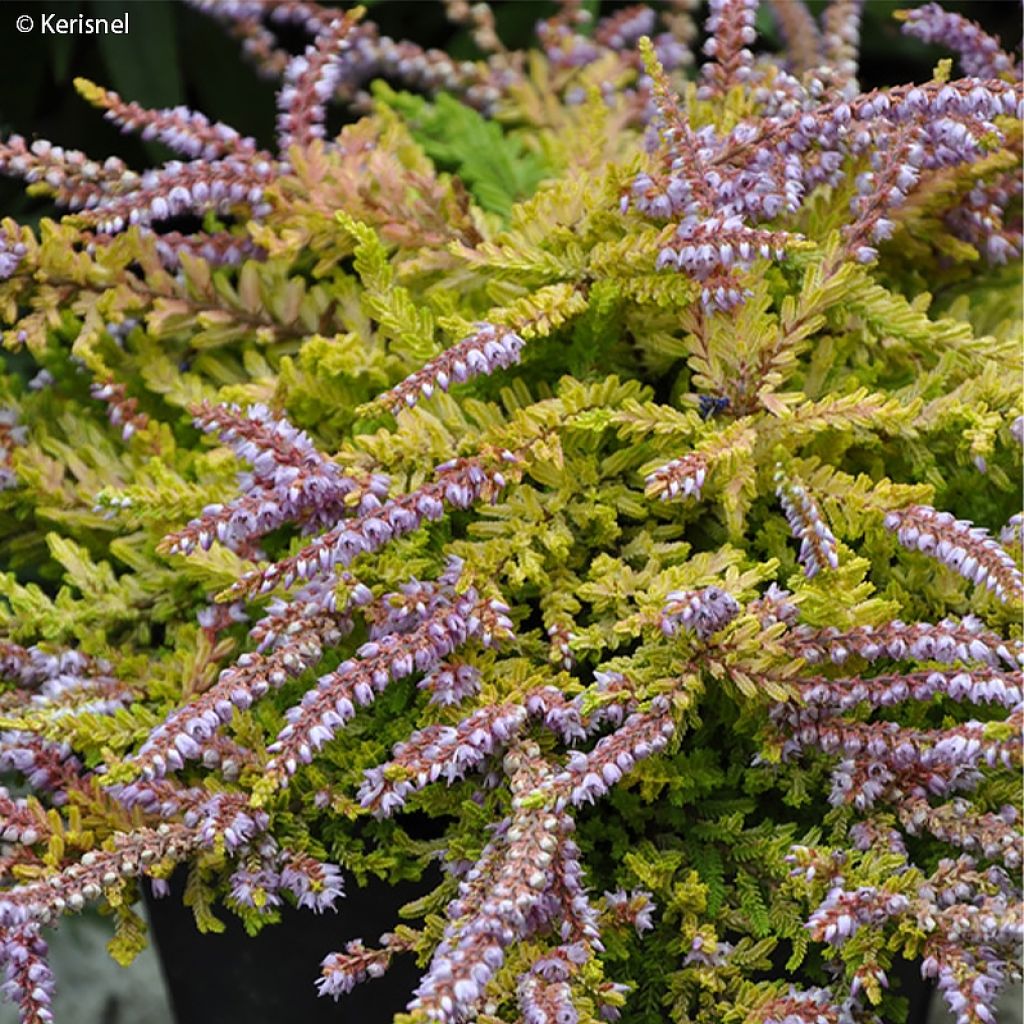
[{"x1": 0, "y1": 2, "x2": 1020, "y2": 1024}]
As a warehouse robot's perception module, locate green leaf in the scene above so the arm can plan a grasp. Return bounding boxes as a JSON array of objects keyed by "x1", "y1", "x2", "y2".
[
  {"x1": 374, "y1": 85, "x2": 554, "y2": 217},
  {"x1": 737, "y1": 871, "x2": 772, "y2": 938},
  {"x1": 690, "y1": 844, "x2": 726, "y2": 917}
]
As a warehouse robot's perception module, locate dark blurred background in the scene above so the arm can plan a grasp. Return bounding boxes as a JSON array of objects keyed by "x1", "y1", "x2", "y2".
[{"x1": 0, "y1": 0, "x2": 1019, "y2": 224}]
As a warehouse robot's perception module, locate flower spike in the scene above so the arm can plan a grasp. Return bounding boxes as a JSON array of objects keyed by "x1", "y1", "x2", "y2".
[
  {"x1": 884, "y1": 504, "x2": 1024, "y2": 605},
  {"x1": 775, "y1": 465, "x2": 839, "y2": 578}
]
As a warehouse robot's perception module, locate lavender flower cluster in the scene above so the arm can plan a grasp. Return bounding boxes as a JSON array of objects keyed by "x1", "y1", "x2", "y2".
[
  {"x1": 314, "y1": 666, "x2": 669, "y2": 1020},
  {"x1": 883, "y1": 503, "x2": 1024, "y2": 604},
  {"x1": 0, "y1": 926, "x2": 54, "y2": 1024},
  {"x1": 356, "y1": 682, "x2": 610, "y2": 821},
  {"x1": 795, "y1": 666, "x2": 1022, "y2": 713},
  {"x1": 1001, "y1": 512, "x2": 1023, "y2": 547},
  {"x1": 276, "y1": 10, "x2": 361, "y2": 151},
  {"x1": 403, "y1": 743, "x2": 607, "y2": 1024},
  {"x1": 772, "y1": 704, "x2": 1021, "y2": 810},
  {"x1": 659, "y1": 586, "x2": 740, "y2": 640},
  {"x1": 264, "y1": 587, "x2": 514, "y2": 787},
  {"x1": 0, "y1": 642, "x2": 133, "y2": 775},
  {"x1": 656, "y1": 215, "x2": 801, "y2": 309},
  {"x1": 129, "y1": 612, "x2": 344, "y2": 781},
  {"x1": 0, "y1": 643, "x2": 102, "y2": 691},
  {"x1": 603, "y1": 888, "x2": 656, "y2": 935},
  {"x1": 358, "y1": 702, "x2": 529, "y2": 817},
  {"x1": 0, "y1": 408, "x2": 26, "y2": 491},
  {"x1": 789, "y1": 853, "x2": 1022, "y2": 1024},
  {"x1": 0, "y1": 0, "x2": 694, "y2": 271},
  {"x1": 88, "y1": 156, "x2": 275, "y2": 238},
  {"x1": 0, "y1": 789, "x2": 42, "y2": 849},
  {"x1": 900, "y1": 797, "x2": 1021, "y2": 870},
  {"x1": 807, "y1": 883, "x2": 910, "y2": 946},
  {"x1": 594, "y1": 5, "x2": 657, "y2": 53},
  {"x1": 535, "y1": 0, "x2": 689, "y2": 80},
  {"x1": 899, "y1": 3, "x2": 1018, "y2": 81},
  {"x1": 682, "y1": 932, "x2": 734, "y2": 969},
  {"x1": 373, "y1": 322, "x2": 526, "y2": 414},
  {"x1": 89, "y1": 380, "x2": 150, "y2": 443},
  {"x1": 0, "y1": 821, "x2": 203, "y2": 931},
  {"x1": 782, "y1": 616, "x2": 1023, "y2": 669},
  {"x1": 419, "y1": 662, "x2": 482, "y2": 707},
  {"x1": 318, "y1": 934, "x2": 409, "y2": 999},
  {"x1": 225, "y1": 453, "x2": 515, "y2": 599},
  {"x1": 0, "y1": 7, "x2": 341, "y2": 264},
  {"x1": 0, "y1": 733, "x2": 80, "y2": 802},
  {"x1": 164, "y1": 402, "x2": 379, "y2": 557},
  {"x1": 775, "y1": 467, "x2": 839, "y2": 578},
  {"x1": 192, "y1": 0, "x2": 511, "y2": 112},
  {"x1": 553, "y1": 697, "x2": 675, "y2": 809},
  {"x1": 699, "y1": 0, "x2": 758, "y2": 96},
  {"x1": 0, "y1": 230, "x2": 26, "y2": 282},
  {"x1": 945, "y1": 173, "x2": 1023, "y2": 265},
  {"x1": 517, "y1": 964, "x2": 578, "y2": 1024},
  {"x1": 748, "y1": 583, "x2": 799, "y2": 629},
  {"x1": 230, "y1": 850, "x2": 345, "y2": 916},
  {"x1": 625, "y1": 2, "x2": 1023, "y2": 306},
  {"x1": 757, "y1": 984, "x2": 840, "y2": 1024},
  {"x1": 85, "y1": 82, "x2": 258, "y2": 162},
  {"x1": 756, "y1": 570, "x2": 1023, "y2": 1022},
  {"x1": 644, "y1": 451, "x2": 707, "y2": 502}
]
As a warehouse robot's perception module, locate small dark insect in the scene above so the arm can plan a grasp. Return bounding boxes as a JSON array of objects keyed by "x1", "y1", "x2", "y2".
[{"x1": 698, "y1": 394, "x2": 731, "y2": 420}]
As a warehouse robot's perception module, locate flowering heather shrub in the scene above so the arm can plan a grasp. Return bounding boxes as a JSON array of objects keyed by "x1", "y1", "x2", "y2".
[{"x1": 0, "y1": 2, "x2": 1021, "y2": 1023}]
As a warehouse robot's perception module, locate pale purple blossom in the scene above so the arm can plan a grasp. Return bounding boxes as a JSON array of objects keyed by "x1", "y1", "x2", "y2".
[
  {"x1": 776, "y1": 467, "x2": 839, "y2": 577},
  {"x1": 900, "y1": 4, "x2": 1017, "y2": 80},
  {"x1": 645, "y1": 452, "x2": 707, "y2": 502},
  {"x1": 660, "y1": 586, "x2": 740, "y2": 639},
  {"x1": 0, "y1": 230, "x2": 26, "y2": 281},
  {"x1": 603, "y1": 889, "x2": 656, "y2": 934},
  {"x1": 374, "y1": 323, "x2": 526, "y2": 413},
  {"x1": 418, "y1": 662, "x2": 482, "y2": 706},
  {"x1": 883, "y1": 504, "x2": 1024, "y2": 604},
  {"x1": 280, "y1": 856, "x2": 345, "y2": 913}
]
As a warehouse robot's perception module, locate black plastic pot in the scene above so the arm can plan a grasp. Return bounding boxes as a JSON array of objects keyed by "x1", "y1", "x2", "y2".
[
  {"x1": 892, "y1": 957, "x2": 936, "y2": 1024},
  {"x1": 144, "y1": 868, "x2": 435, "y2": 1024}
]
